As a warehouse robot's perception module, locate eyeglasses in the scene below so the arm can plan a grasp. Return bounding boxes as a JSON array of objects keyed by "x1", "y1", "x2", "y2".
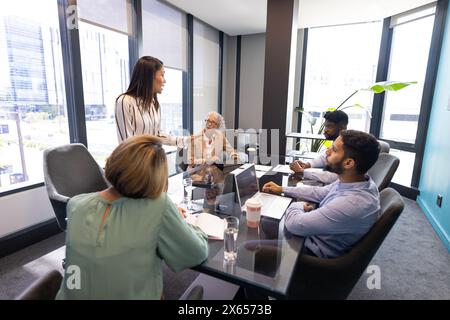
[{"x1": 205, "y1": 119, "x2": 218, "y2": 125}]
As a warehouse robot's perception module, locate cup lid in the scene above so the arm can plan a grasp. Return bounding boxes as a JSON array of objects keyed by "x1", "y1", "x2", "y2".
[{"x1": 245, "y1": 198, "x2": 262, "y2": 208}]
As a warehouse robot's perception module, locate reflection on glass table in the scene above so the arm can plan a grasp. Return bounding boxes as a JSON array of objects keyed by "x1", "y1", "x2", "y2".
[{"x1": 167, "y1": 163, "x2": 305, "y2": 299}]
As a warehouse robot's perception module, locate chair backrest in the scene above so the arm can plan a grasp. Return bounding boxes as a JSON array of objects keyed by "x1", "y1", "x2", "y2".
[
  {"x1": 287, "y1": 187, "x2": 404, "y2": 300},
  {"x1": 378, "y1": 140, "x2": 390, "y2": 153},
  {"x1": 368, "y1": 153, "x2": 400, "y2": 191},
  {"x1": 176, "y1": 147, "x2": 189, "y2": 173},
  {"x1": 43, "y1": 143, "x2": 109, "y2": 230},
  {"x1": 16, "y1": 270, "x2": 63, "y2": 300}
]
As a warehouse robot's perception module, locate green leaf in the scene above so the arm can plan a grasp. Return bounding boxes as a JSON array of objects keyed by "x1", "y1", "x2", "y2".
[
  {"x1": 351, "y1": 103, "x2": 365, "y2": 109},
  {"x1": 293, "y1": 81, "x2": 415, "y2": 130},
  {"x1": 365, "y1": 81, "x2": 417, "y2": 93},
  {"x1": 340, "y1": 103, "x2": 373, "y2": 118}
]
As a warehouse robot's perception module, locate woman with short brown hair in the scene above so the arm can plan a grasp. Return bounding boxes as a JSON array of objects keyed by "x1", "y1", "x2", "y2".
[{"x1": 56, "y1": 135, "x2": 208, "y2": 300}]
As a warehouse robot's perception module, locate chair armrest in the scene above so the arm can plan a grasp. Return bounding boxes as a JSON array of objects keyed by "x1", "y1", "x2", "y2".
[
  {"x1": 49, "y1": 192, "x2": 70, "y2": 204},
  {"x1": 16, "y1": 270, "x2": 63, "y2": 300},
  {"x1": 184, "y1": 285, "x2": 204, "y2": 300}
]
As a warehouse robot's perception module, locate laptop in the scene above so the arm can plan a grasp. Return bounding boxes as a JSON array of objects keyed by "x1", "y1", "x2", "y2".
[{"x1": 234, "y1": 164, "x2": 292, "y2": 220}]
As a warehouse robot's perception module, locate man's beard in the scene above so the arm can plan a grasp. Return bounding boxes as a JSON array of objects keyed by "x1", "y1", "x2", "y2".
[
  {"x1": 324, "y1": 132, "x2": 339, "y2": 141},
  {"x1": 325, "y1": 159, "x2": 345, "y2": 174}
]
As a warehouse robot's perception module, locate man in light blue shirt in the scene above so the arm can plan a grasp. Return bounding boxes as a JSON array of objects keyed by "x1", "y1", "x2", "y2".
[{"x1": 263, "y1": 130, "x2": 381, "y2": 258}]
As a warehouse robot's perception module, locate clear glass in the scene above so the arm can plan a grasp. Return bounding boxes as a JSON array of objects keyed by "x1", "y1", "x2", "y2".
[
  {"x1": 78, "y1": 21, "x2": 129, "y2": 167},
  {"x1": 301, "y1": 22, "x2": 382, "y2": 137},
  {"x1": 193, "y1": 18, "x2": 220, "y2": 133},
  {"x1": 380, "y1": 15, "x2": 435, "y2": 144},
  {"x1": 183, "y1": 177, "x2": 193, "y2": 210},
  {"x1": 158, "y1": 67, "x2": 184, "y2": 136},
  {"x1": 0, "y1": 0, "x2": 70, "y2": 192},
  {"x1": 390, "y1": 149, "x2": 415, "y2": 186},
  {"x1": 224, "y1": 216, "x2": 239, "y2": 261}
]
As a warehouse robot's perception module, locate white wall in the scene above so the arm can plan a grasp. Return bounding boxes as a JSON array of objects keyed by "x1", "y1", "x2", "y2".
[
  {"x1": 239, "y1": 33, "x2": 265, "y2": 130},
  {"x1": 0, "y1": 187, "x2": 54, "y2": 238}
]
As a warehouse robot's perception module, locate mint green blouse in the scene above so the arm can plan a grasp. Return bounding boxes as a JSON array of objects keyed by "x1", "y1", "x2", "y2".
[{"x1": 56, "y1": 192, "x2": 208, "y2": 300}]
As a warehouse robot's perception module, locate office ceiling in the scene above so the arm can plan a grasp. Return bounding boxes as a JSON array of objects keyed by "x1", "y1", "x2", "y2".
[{"x1": 164, "y1": 0, "x2": 437, "y2": 35}]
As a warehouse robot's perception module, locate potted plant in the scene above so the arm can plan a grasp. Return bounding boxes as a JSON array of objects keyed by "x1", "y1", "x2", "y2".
[{"x1": 295, "y1": 80, "x2": 417, "y2": 152}]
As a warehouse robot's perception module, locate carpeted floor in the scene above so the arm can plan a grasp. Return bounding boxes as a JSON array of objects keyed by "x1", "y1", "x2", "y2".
[
  {"x1": 348, "y1": 198, "x2": 450, "y2": 300},
  {"x1": 0, "y1": 197, "x2": 449, "y2": 300}
]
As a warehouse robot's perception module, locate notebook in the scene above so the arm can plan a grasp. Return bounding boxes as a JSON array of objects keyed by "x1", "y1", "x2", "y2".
[{"x1": 185, "y1": 212, "x2": 225, "y2": 240}]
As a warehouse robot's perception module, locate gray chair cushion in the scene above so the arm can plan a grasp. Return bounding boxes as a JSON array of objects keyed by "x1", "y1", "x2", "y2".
[{"x1": 368, "y1": 153, "x2": 400, "y2": 191}]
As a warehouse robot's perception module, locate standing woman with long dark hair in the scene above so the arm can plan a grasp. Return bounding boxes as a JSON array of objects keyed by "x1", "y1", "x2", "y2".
[{"x1": 115, "y1": 56, "x2": 186, "y2": 146}]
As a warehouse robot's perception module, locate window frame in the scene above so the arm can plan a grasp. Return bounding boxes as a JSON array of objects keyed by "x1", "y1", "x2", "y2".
[
  {"x1": 297, "y1": 0, "x2": 448, "y2": 195},
  {"x1": 370, "y1": 0, "x2": 447, "y2": 189},
  {"x1": 1, "y1": 0, "x2": 225, "y2": 197}
]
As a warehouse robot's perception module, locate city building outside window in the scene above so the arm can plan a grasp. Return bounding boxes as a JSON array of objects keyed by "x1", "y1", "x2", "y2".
[{"x1": 0, "y1": 0, "x2": 69, "y2": 192}]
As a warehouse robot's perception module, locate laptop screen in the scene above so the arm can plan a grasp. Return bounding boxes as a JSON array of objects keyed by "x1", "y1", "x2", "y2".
[{"x1": 235, "y1": 165, "x2": 259, "y2": 207}]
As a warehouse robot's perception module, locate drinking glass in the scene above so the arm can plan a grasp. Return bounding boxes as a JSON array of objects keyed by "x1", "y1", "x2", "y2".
[
  {"x1": 183, "y1": 177, "x2": 193, "y2": 210},
  {"x1": 224, "y1": 216, "x2": 239, "y2": 261}
]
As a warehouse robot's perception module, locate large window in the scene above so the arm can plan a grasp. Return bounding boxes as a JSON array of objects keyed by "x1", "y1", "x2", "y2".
[
  {"x1": 158, "y1": 67, "x2": 184, "y2": 136},
  {"x1": 381, "y1": 5, "x2": 435, "y2": 186},
  {"x1": 193, "y1": 19, "x2": 220, "y2": 133},
  {"x1": 381, "y1": 8, "x2": 435, "y2": 144},
  {"x1": 301, "y1": 22, "x2": 382, "y2": 140},
  {"x1": 78, "y1": 0, "x2": 131, "y2": 167},
  {"x1": 142, "y1": 0, "x2": 187, "y2": 135},
  {"x1": 0, "y1": 0, "x2": 69, "y2": 192}
]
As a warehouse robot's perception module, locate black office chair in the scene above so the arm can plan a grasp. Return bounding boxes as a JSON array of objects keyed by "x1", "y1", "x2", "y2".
[
  {"x1": 378, "y1": 140, "x2": 390, "y2": 153},
  {"x1": 15, "y1": 269, "x2": 203, "y2": 300},
  {"x1": 176, "y1": 147, "x2": 189, "y2": 173},
  {"x1": 16, "y1": 269, "x2": 63, "y2": 300},
  {"x1": 43, "y1": 143, "x2": 109, "y2": 230},
  {"x1": 367, "y1": 153, "x2": 400, "y2": 191},
  {"x1": 286, "y1": 187, "x2": 404, "y2": 300}
]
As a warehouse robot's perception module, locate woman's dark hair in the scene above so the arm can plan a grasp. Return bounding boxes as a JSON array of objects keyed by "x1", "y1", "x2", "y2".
[
  {"x1": 116, "y1": 56, "x2": 163, "y2": 112},
  {"x1": 340, "y1": 130, "x2": 380, "y2": 174},
  {"x1": 324, "y1": 110, "x2": 349, "y2": 127}
]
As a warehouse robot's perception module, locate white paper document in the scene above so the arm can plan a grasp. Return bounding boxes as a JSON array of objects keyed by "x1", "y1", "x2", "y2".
[
  {"x1": 272, "y1": 164, "x2": 293, "y2": 174},
  {"x1": 256, "y1": 171, "x2": 265, "y2": 178},
  {"x1": 254, "y1": 165, "x2": 273, "y2": 172},
  {"x1": 185, "y1": 212, "x2": 225, "y2": 240}
]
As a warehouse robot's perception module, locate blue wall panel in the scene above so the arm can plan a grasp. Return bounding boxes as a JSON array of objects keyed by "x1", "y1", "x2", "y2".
[{"x1": 417, "y1": 5, "x2": 450, "y2": 252}]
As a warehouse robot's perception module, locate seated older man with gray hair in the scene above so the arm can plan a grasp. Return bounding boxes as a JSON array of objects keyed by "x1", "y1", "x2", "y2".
[{"x1": 188, "y1": 111, "x2": 240, "y2": 166}]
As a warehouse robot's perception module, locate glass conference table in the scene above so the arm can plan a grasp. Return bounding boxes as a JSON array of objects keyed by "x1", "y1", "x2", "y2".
[{"x1": 167, "y1": 163, "x2": 305, "y2": 299}]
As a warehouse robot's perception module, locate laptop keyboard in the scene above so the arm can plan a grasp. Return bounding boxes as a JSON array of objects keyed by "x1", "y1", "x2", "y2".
[
  {"x1": 254, "y1": 193, "x2": 289, "y2": 218},
  {"x1": 253, "y1": 193, "x2": 273, "y2": 208}
]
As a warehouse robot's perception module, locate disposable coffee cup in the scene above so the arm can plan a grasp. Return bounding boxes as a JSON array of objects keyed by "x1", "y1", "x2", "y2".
[{"x1": 246, "y1": 198, "x2": 262, "y2": 228}]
